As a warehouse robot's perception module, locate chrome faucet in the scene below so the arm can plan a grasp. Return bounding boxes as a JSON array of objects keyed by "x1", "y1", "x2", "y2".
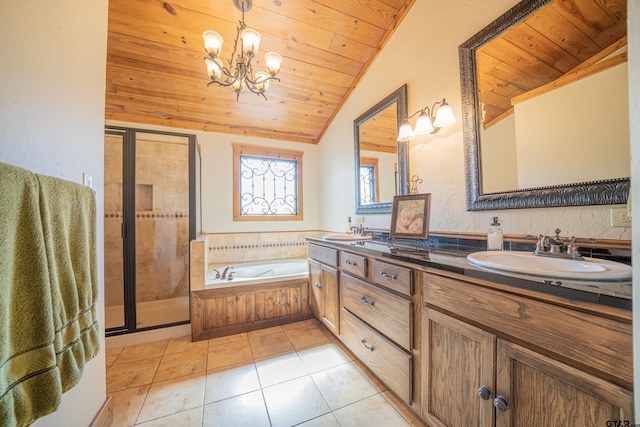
[
  {"x1": 534, "y1": 229, "x2": 583, "y2": 260},
  {"x1": 221, "y1": 266, "x2": 234, "y2": 279},
  {"x1": 350, "y1": 224, "x2": 366, "y2": 236}
]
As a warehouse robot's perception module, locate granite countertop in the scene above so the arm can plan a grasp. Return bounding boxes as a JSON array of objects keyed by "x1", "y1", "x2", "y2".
[{"x1": 306, "y1": 236, "x2": 632, "y2": 310}]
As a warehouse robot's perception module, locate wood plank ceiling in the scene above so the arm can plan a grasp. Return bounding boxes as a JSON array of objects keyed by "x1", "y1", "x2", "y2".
[
  {"x1": 105, "y1": 0, "x2": 414, "y2": 144},
  {"x1": 476, "y1": 0, "x2": 627, "y2": 128}
]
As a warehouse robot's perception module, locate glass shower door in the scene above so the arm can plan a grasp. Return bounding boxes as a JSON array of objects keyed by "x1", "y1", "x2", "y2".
[{"x1": 134, "y1": 133, "x2": 190, "y2": 328}]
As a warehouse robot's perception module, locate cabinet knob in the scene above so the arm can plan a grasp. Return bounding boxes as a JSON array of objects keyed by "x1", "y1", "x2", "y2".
[
  {"x1": 477, "y1": 385, "x2": 492, "y2": 400},
  {"x1": 360, "y1": 296, "x2": 375, "y2": 306},
  {"x1": 360, "y1": 339, "x2": 374, "y2": 351},
  {"x1": 345, "y1": 260, "x2": 356, "y2": 266},
  {"x1": 493, "y1": 396, "x2": 510, "y2": 412},
  {"x1": 380, "y1": 271, "x2": 397, "y2": 280},
  {"x1": 315, "y1": 283, "x2": 323, "y2": 289}
]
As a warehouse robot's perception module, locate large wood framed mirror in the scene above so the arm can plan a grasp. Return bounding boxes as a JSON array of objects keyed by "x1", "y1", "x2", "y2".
[
  {"x1": 460, "y1": 0, "x2": 629, "y2": 210},
  {"x1": 354, "y1": 84, "x2": 409, "y2": 214}
]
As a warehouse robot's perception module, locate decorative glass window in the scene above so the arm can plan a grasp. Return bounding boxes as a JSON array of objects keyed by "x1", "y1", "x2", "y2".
[
  {"x1": 359, "y1": 157, "x2": 380, "y2": 205},
  {"x1": 233, "y1": 143, "x2": 303, "y2": 221}
]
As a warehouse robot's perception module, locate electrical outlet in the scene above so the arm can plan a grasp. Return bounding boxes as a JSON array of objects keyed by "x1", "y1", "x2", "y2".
[
  {"x1": 610, "y1": 207, "x2": 631, "y2": 227},
  {"x1": 82, "y1": 173, "x2": 93, "y2": 189}
]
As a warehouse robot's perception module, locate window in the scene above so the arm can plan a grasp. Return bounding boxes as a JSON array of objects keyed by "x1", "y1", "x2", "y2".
[
  {"x1": 359, "y1": 157, "x2": 380, "y2": 205},
  {"x1": 233, "y1": 143, "x2": 303, "y2": 221}
]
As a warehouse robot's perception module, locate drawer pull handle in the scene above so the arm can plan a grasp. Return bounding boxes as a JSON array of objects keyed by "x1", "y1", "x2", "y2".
[
  {"x1": 315, "y1": 283, "x2": 323, "y2": 289},
  {"x1": 493, "y1": 396, "x2": 510, "y2": 412},
  {"x1": 360, "y1": 296, "x2": 375, "y2": 306},
  {"x1": 380, "y1": 271, "x2": 397, "y2": 280},
  {"x1": 360, "y1": 339, "x2": 374, "y2": 351},
  {"x1": 345, "y1": 260, "x2": 356, "y2": 266},
  {"x1": 477, "y1": 386, "x2": 492, "y2": 400}
]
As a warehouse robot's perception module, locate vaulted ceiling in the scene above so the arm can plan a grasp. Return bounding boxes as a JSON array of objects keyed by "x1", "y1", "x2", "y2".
[{"x1": 105, "y1": 0, "x2": 414, "y2": 144}]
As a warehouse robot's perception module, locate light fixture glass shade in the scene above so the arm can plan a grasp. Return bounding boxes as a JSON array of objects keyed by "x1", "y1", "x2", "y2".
[
  {"x1": 265, "y1": 52, "x2": 282, "y2": 76},
  {"x1": 414, "y1": 113, "x2": 434, "y2": 135},
  {"x1": 205, "y1": 58, "x2": 222, "y2": 81},
  {"x1": 254, "y1": 71, "x2": 270, "y2": 93},
  {"x1": 233, "y1": 78, "x2": 246, "y2": 93},
  {"x1": 397, "y1": 122, "x2": 416, "y2": 142},
  {"x1": 203, "y1": 30, "x2": 223, "y2": 57},
  {"x1": 241, "y1": 28, "x2": 261, "y2": 56},
  {"x1": 433, "y1": 101, "x2": 456, "y2": 128}
]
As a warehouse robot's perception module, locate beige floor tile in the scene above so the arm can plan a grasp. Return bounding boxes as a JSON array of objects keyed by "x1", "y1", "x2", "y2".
[
  {"x1": 106, "y1": 347, "x2": 123, "y2": 369},
  {"x1": 380, "y1": 390, "x2": 427, "y2": 426},
  {"x1": 248, "y1": 325, "x2": 284, "y2": 338},
  {"x1": 208, "y1": 338, "x2": 254, "y2": 370},
  {"x1": 312, "y1": 363, "x2": 378, "y2": 410},
  {"x1": 255, "y1": 352, "x2": 309, "y2": 388},
  {"x1": 249, "y1": 329, "x2": 295, "y2": 360},
  {"x1": 282, "y1": 320, "x2": 331, "y2": 350},
  {"x1": 107, "y1": 357, "x2": 161, "y2": 393},
  {"x1": 297, "y1": 343, "x2": 351, "y2": 374},
  {"x1": 333, "y1": 393, "x2": 411, "y2": 427},
  {"x1": 135, "y1": 407, "x2": 203, "y2": 427},
  {"x1": 208, "y1": 332, "x2": 248, "y2": 347},
  {"x1": 154, "y1": 348, "x2": 208, "y2": 382},
  {"x1": 109, "y1": 384, "x2": 150, "y2": 426},
  {"x1": 297, "y1": 413, "x2": 341, "y2": 427},
  {"x1": 136, "y1": 373, "x2": 205, "y2": 424},
  {"x1": 114, "y1": 340, "x2": 168, "y2": 365},
  {"x1": 204, "y1": 363, "x2": 260, "y2": 404},
  {"x1": 202, "y1": 390, "x2": 270, "y2": 427},
  {"x1": 262, "y1": 376, "x2": 331, "y2": 427},
  {"x1": 165, "y1": 335, "x2": 209, "y2": 355}
]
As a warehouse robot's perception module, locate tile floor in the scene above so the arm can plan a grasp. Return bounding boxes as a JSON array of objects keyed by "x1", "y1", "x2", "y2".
[{"x1": 106, "y1": 318, "x2": 425, "y2": 426}]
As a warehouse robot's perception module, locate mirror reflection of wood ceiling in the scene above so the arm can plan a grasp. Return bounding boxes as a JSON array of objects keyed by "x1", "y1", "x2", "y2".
[{"x1": 476, "y1": 0, "x2": 627, "y2": 128}]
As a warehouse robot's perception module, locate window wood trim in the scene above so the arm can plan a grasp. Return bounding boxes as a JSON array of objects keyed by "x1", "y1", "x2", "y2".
[
  {"x1": 360, "y1": 156, "x2": 380, "y2": 203},
  {"x1": 232, "y1": 143, "x2": 304, "y2": 221}
]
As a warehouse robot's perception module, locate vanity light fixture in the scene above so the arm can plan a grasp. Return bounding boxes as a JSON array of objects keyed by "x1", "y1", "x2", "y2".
[
  {"x1": 202, "y1": 0, "x2": 282, "y2": 100},
  {"x1": 397, "y1": 98, "x2": 456, "y2": 142}
]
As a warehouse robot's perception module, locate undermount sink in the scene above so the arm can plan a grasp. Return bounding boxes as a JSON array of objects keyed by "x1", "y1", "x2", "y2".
[
  {"x1": 322, "y1": 233, "x2": 373, "y2": 242},
  {"x1": 467, "y1": 251, "x2": 632, "y2": 282}
]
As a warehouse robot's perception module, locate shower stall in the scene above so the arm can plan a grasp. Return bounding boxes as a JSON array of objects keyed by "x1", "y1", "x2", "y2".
[{"x1": 104, "y1": 126, "x2": 199, "y2": 335}]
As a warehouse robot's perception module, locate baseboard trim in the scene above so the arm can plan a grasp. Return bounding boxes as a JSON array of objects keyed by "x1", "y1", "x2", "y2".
[{"x1": 89, "y1": 396, "x2": 113, "y2": 427}]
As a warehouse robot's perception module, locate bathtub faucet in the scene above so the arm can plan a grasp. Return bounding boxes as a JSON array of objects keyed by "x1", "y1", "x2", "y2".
[{"x1": 221, "y1": 266, "x2": 234, "y2": 279}]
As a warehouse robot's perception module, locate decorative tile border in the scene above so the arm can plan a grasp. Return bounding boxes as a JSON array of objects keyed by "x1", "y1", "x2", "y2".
[{"x1": 104, "y1": 211, "x2": 189, "y2": 219}]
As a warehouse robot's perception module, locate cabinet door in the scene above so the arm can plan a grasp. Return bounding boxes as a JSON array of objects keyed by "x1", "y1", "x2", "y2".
[
  {"x1": 308, "y1": 260, "x2": 323, "y2": 320},
  {"x1": 422, "y1": 308, "x2": 496, "y2": 427},
  {"x1": 321, "y1": 264, "x2": 339, "y2": 335},
  {"x1": 495, "y1": 339, "x2": 633, "y2": 427}
]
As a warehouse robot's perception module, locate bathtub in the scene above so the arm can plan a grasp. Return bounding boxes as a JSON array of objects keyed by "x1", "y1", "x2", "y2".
[{"x1": 205, "y1": 258, "x2": 309, "y2": 288}]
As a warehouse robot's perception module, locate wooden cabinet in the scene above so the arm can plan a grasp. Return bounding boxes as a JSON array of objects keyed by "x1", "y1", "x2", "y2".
[
  {"x1": 308, "y1": 258, "x2": 339, "y2": 336},
  {"x1": 422, "y1": 271, "x2": 633, "y2": 426}
]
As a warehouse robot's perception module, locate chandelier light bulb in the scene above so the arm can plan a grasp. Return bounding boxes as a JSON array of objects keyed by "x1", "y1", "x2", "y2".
[
  {"x1": 241, "y1": 28, "x2": 261, "y2": 56},
  {"x1": 205, "y1": 58, "x2": 222, "y2": 81},
  {"x1": 254, "y1": 71, "x2": 270, "y2": 93},
  {"x1": 265, "y1": 52, "x2": 282, "y2": 76},
  {"x1": 203, "y1": 30, "x2": 223, "y2": 57}
]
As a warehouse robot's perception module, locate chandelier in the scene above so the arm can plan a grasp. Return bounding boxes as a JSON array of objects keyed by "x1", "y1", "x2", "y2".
[{"x1": 202, "y1": 0, "x2": 282, "y2": 100}]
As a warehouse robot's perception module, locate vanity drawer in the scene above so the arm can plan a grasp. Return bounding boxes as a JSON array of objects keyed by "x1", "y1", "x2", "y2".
[
  {"x1": 371, "y1": 259, "x2": 412, "y2": 296},
  {"x1": 340, "y1": 309, "x2": 412, "y2": 404},
  {"x1": 308, "y1": 243, "x2": 338, "y2": 267},
  {"x1": 341, "y1": 274, "x2": 412, "y2": 350},
  {"x1": 340, "y1": 251, "x2": 367, "y2": 278}
]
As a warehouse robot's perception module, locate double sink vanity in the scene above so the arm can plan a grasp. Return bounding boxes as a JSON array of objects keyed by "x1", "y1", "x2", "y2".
[{"x1": 306, "y1": 234, "x2": 632, "y2": 426}]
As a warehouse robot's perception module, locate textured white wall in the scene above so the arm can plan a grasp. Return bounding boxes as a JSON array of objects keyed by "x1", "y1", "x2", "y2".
[
  {"x1": 0, "y1": 0, "x2": 109, "y2": 426},
  {"x1": 629, "y1": 0, "x2": 640, "y2": 417},
  {"x1": 318, "y1": 0, "x2": 632, "y2": 241}
]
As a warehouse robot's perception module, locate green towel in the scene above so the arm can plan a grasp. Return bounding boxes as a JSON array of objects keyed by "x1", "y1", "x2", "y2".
[
  {"x1": 36, "y1": 174, "x2": 100, "y2": 393},
  {"x1": 0, "y1": 163, "x2": 62, "y2": 427}
]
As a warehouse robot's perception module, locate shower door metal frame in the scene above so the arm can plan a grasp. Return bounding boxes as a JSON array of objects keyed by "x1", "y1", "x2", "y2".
[{"x1": 105, "y1": 126, "x2": 197, "y2": 336}]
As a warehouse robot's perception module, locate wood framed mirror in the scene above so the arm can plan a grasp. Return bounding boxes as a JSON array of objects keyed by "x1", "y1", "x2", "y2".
[
  {"x1": 459, "y1": 0, "x2": 629, "y2": 210},
  {"x1": 354, "y1": 84, "x2": 409, "y2": 214}
]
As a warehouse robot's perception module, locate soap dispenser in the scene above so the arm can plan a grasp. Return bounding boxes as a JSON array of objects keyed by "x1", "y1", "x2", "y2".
[
  {"x1": 487, "y1": 216, "x2": 503, "y2": 251},
  {"x1": 345, "y1": 216, "x2": 353, "y2": 234}
]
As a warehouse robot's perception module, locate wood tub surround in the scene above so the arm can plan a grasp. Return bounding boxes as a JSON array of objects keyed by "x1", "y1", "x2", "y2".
[
  {"x1": 305, "y1": 236, "x2": 632, "y2": 425},
  {"x1": 191, "y1": 278, "x2": 309, "y2": 341}
]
